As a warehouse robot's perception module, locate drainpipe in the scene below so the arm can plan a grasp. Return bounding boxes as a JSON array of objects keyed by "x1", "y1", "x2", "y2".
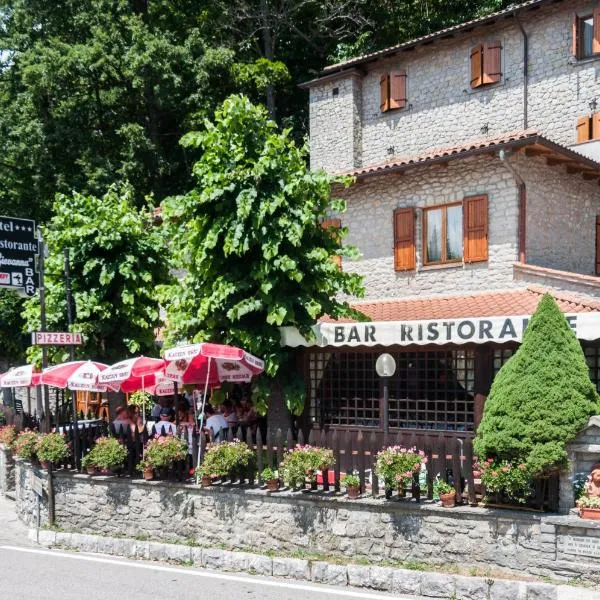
[
  {"x1": 498, "y1": 150, "x2": 527, "y2": 264},
  {"x1": 514, "y1": 11, "x2": 529, "y2": 129}
]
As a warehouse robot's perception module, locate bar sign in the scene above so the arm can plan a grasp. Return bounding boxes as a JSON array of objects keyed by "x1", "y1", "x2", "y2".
[{"x1": 31, "y1": 331, "x2": 83, "y2": 345}]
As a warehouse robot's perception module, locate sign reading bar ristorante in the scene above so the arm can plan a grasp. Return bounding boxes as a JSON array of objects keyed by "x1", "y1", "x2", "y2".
[
  {"x1": 0, "y1": 215, "x2": 38, "y2": 297},
  {"x1": 280, "y1": 313, "x2": 600, "y2": 348}
]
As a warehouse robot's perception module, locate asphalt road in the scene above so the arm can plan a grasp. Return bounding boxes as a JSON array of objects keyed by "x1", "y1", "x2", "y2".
[{"x1": 0, "y1": 545, "x2": 405, "y2": 600}]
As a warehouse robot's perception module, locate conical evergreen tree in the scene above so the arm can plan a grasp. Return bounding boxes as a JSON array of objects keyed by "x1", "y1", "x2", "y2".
[{"x1": 474, "y1": 294, "x2": 599, "y2": 475}]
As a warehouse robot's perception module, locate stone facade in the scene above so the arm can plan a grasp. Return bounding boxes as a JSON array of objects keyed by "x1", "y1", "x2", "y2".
[
  {"x1": 8, "y1": 460, "x2": 600, "y2": 585},
  {"x1": 0, "y1": 445, "x2": 14, "y2": 495},
  {"x1": 14, "y1": 459, "x2": 48, "y2": 527},
  {"x1": 309, "y1": 0, "x2": 600, "y2": 173}
]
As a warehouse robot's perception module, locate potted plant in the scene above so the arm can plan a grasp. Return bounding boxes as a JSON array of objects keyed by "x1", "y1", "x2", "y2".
[
  {"x1": 479, "y1": 458, "x2": 532, "y2": 505},
  {"x1": 81, "y1": 454, "x2": 97, "y2": 475},
  {"x1": 278, "y1": 444, "x2": 335, "y2": 489},
  {"x1": 375, "y1": 446, "x2": 426, "y2": 499},
  {"x1": 0, "y1": 425, "x2": 17, "y2": 450},
  {"x1": 12, "y1": 429, "x2": 40, "y2": 460},
  {"x1": 138, "y1": 435, "x2": 187, "y2": 480},
  {"x1": 36, "y1": 433, "x2": 69, "y2": 468},
  {"x1": 434, "y1": 476, "x2": 456, "y2": 508},
  {"x1": 341, "y1": 472, "x2": 361, "y2": 499},
  {"x1": 86, "y1": 437, "x2": 128, "y2": 474},
  {"x1": 195, "y1": 440, "x2": 254, "y2": 484},
  {"x1": 577, "y1": 495, "x2": 600, "y2": 520},
  {"x1": 261, "y1": 467, "x2": 280, "y2": 491}
]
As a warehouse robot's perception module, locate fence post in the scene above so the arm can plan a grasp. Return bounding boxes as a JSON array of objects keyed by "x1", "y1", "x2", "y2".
[
  {"x1": 275, "y1": 428, "x2": 284, "y2": 470},
  {"x1": 463, "y1": 438, "x2": 476, "y2": 505},
  {"x1": 369, "y1": 430, "x2": 379, "y2": 498},
  {"x1": 266, "y1": 428, "x2": 274, "y2": 471},
  {"x1": 357, "y1": 430, "x2": 365, "y2": 494},
  {"x1": 332, "y1": 430, "x2": 340, "y2": 493},
  {"x1": 245, "y1": 427, "x2": 254, "y2": 485},
  {"x1": 320, "y1": 428, "x2": 329, "y2": 492},
  {"x1": 452, "y1": 438, "x2": 463, "y2": 504}
]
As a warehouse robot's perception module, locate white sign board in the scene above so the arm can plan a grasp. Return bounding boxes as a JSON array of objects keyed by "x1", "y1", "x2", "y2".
[
  {"x1": 281, "y1": 313, "x2": 600, "y2": 348},
  {"x1": 31, "y1": 331, "x2": 83, "y2": 346},
  {"x1": 30, "y1": 473, "x2": 45, "y2": 497}
]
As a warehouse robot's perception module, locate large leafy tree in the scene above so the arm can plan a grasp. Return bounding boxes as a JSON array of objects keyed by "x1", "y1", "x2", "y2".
[
  {"x1": 160, "y1": 94, "x2": 364, "y2": 382},
  {"x1": 23, "y1": 186, "x2": 171, "y2": 365},
  {"x1": 0, "y1": 290, "x2": 27, "y2": 365},
  {"x1": 474, "y1": 294, "x2": 599, "y2": 475}
]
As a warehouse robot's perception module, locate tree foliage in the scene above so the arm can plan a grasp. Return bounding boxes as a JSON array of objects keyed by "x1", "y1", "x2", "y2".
[
  {"x1": 23, "y1": 186, "x2": 171, "y2": 365},
  {"x1": 474, "y1": 294, "x2": 599, "y2": 475},
  {"x1": 0, "y1": 290, "x2": 27, "y2": 363},
  {"x1": 160, "y1": 94, "x2": 365, "y2": 376}
]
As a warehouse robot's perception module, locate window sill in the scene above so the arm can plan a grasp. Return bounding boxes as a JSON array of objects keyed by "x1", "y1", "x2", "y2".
[
  {"x1": 420, "y1": 262, "x2": 464, "y2": 272},
  {"x1": 569, "y1": 55, "x2": 600, "y2": 66}
]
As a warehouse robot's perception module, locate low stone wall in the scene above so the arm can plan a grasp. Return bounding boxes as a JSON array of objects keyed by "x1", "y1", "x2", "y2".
[
  {"x1": 0, "y1": 445, "x2": 15, "y2": 495},
  {"x1": 9, "y1": 461, "x2": 600, "y2": 585},
  {"x1": 14, "y1": 458, "x2": 49, "y2": 527}
]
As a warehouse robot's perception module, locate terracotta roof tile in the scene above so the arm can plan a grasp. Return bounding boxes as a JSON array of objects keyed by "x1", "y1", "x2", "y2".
[{"x1": 321, "y1": 287, "x2": 600, "y2": 324}]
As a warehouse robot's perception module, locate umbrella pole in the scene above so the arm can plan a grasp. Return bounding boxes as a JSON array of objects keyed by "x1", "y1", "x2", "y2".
[
  {"x1": 70, "y1": 387, "x2": 80, "y2": 471},
  {"x1": 196, "y1": 357, "x2": 212, "y2": 479},
  {"x1": 142, "y1": 375, "x2": 146, "y2": 426},
  {"x1": 174, "y1": 382, "x2": 179, "y2": 426}
]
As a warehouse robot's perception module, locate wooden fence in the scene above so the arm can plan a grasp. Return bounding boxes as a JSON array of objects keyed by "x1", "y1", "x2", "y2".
[{"x1": 1, "y1": 407, "x2": 559, "y2": 510}]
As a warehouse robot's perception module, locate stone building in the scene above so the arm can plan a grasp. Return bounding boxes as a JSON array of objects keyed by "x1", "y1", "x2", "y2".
[{"x1": 287, "y1": 0, "x2": 600, "y2": 439}]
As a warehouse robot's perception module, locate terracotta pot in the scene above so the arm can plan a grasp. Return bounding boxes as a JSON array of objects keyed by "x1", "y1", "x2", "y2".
[
  {"x1": 580, "y1": 507, "x2": 600, "y2": 520},
  {"x1": 201, "y1": 474, "x2": 212, "y2": 487},
  {"x1": 100, "y1": 467, "x2": 111, "y2": 475},
  {"x1": 86, "y1": 465, "x2": 96, "y2": 475},
  {"x1": 266, "y1": 479, "x2": 280, "y2": 492},
  {"x1": 397, "y1": 486, "x2": 407, "y2": 498},
  {"x1": 440, "y1": 491, "x2": 456, "y2": 508},
  {"x1": 346, "y1": 485, "x2": 360, "y2": 499},
  {"x1": 143, "y1": 468, "x2": 154, "y2": 481}
]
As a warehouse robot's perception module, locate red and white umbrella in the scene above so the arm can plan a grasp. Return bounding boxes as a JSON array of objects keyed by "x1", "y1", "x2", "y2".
[
  {"x1": 147, "y1": 378, "x2": 177, "y2": 397},
  {"x1": 0, "y1": 365, "x2": 41, "y2": 388},
  {"x1": 163, "y1": 343, "x2": 264, "y2": 385},
  {"x1": 98, "y1": 356, "x2": 165, "y2": 392},
  {"x1": 40, "y1": 360, "x2": 109, "y2": 392}
]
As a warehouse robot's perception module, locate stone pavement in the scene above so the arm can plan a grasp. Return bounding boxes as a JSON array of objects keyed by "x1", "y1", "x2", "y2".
[{"x1": 0, "y1": 493, "x2": 35, "y2": 547}]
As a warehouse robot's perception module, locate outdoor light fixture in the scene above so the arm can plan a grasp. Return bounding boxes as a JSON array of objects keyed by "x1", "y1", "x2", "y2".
[
  {"x1": 376, "y1": 353, "x2": 396, "y2": 434},
  {"x1": 590, "y1": 98, "x2": 598, "y2": 112}
]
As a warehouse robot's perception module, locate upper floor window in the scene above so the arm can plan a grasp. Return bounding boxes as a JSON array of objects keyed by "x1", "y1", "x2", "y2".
[
  {"x1": 577, "y1": 113, "x2": 600, "y2": 143},
  {"x1": 380, "y1": 71, "x2": 407, "y2": 113},
  {"x1": 573, "y1": 10, "x2": 600, "y2": 59},
  {"x1": 470, "y1": 41, "x2": 502, "y2": 89},
  {"x1": 424, "y1": 203, "x2": 463, "y2": 265}
]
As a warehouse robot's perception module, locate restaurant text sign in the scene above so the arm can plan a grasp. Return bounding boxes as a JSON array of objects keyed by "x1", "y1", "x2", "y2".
[
  {"x1": 0, "y1": 215, "x2": 38, "y2": 297},
  {"x1": 31, "y1": 331, "x2": 83, "y2": 346},
  {"x1": 280, "y1": 313, "x2": 600, "y2": 348}
]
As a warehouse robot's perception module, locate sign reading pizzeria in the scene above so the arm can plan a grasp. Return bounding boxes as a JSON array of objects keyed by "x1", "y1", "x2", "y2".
[
  {"x1": 31, "y1": 332, "x2": 83, "y2": 346},
  {"x1": 0, "y1": 215, "x2": 38, "y2": 297}
]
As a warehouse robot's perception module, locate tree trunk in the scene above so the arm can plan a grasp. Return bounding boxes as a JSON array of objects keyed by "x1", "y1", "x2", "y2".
[
  {"x1": 267, "y1": 382, "x2": 292, "y2": 434},
  {"x1": 259, "y1": 0, "x2": 277, "y2": 121}
]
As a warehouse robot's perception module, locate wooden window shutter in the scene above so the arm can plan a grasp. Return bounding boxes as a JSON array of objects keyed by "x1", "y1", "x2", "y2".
[
  {"x1": 463, "y1": 195, "x2": 488, "y2": 263},
  {"x1": 482, "y1": 41, "x2": 502, "y2": 84},
  {"x1": 380, "y1": 73, "x2": 390, "y2": 112},
  {"x1": 596, "y1": 216, "x2": 600, "y2": 275},
  {"x1": 577, "y1": 116, "x2": 592, "y2": 143},
  {"x1": 593, "y1": 113, "x2": 600, "y2": 141},
  {"x1": 470, "y1": 45, "x2": 483, "y2": 88},
  {"x1": 594, "y1": 8, "x2": 600, "y2": 54},
  {"x1": 393, "y1": 208, "x2": 416, "y2": 271},
  {"x1": 389, "y1": 71, "x2": 407, "y2": 110},
  {"x1": 321, "y1": 218, "x2": 342, "y2": 269}
]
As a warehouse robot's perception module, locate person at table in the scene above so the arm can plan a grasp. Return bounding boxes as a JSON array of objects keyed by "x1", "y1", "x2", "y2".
[
  {"x1": 112, "y1": 406, "x2": 131, "y2": 435},
  {"x1": 221, "y1": 400, "x2": 238, "y2": 429},
  {"x1": 154, "y1": 407, "x2": 177, "y2": 436},
  {"x1": 126, "y1": 405, "x2": 144, "y2": 433},
  {"x1": 204, "y1": 404, "x2": 228, "y2": 442},
  {"x1": 150, "y1": 398, "x2": 165, "y2": 420}
]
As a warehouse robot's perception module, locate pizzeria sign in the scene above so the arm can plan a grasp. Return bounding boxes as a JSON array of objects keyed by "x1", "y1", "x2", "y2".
[
  {"x1": 280, "y1": 313, "x2": 600, "y2": 348},
  {"x1": 31, "y1": 331, "x2": 83, "y2": 346}
]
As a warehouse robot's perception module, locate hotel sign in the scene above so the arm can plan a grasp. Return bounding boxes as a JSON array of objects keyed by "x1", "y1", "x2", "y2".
[
  {"x1": 280, "y1": 313, "x2": 600, "y2": 348},
  {"x1": 0, "y1": 215, "x2": 38, "y2": 297}
]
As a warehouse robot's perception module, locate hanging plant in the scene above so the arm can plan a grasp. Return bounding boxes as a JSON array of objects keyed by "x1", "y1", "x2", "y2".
[{"x1": 128, "y1": 390, "x2": 151, "y2": 408}]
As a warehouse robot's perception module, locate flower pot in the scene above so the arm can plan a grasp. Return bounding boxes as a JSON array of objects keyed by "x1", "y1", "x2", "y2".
[
  {"x1": 86, "y1": 465, "x2": 96, "y2": 475},
  {"x1": 100, "y1": 467, "x2": 111, "y2": 475},
  {"x1": 39, "y1": 460, "x2": 50, "y2": 469},
  {"x1": 440, "y1": 491, "x2": 456, "y2": 508},
  {"x1": 580, "y1": 507, "x2": 600, "y2": 520},
  {"x1": 143, "y1": 468, "x2": 154, "y2": 481},
  {"x1": 346, "y1": 485, "x2": 360, "y2": 499},
  {"x1": 201, "y1": 474, "x2": 212, "y2": 487},
  {"x1": 397, "y1": 486, "x2": 407, "y2": 498},
  {"x1": 266, "y1": 479, "x2": 280, "y2": 492}
]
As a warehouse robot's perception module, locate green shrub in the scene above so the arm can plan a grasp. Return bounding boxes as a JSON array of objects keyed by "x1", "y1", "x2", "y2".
[
  {"x1": 36, "y1": 433, "x2": 69, "y2": 464},
  {"x1": 12, "y1": 430, "x2": 40, "y2": 459},
  {"x1": 86, "y1": 437, "x2": 128, "y2": 470},
  {"x1": 278, "y1": 444, "x2": 334, "y2": 488},
  {"x1": 341, "y1": 472, "x2": 360, "y2": 488},
  {"x1": 197, "y1": 440, "x2": 253, "y2": 478},
  {"x1": 260, "y1": 467, "x2": 278, "y2": 482},
  {"x1": 474, "y1": 294, "x2": 599, "y2": 475},
  {"x1": 0, "y1": 425, "x2": 17, "y2": 448},
  {"x1": 138, "y1": 435, "x2": 187, "y2": 472},
  {"x1": 477, "y1": 459, "x2": 532, "y2": 504},
  {"x1": 375, "y1": 446, "x2": 426, "y2": 488}
]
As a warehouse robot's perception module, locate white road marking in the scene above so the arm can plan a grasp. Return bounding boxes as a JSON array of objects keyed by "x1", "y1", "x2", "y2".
[{"x1": 0, "y1": 545, "x2": 406, "y2": 599}]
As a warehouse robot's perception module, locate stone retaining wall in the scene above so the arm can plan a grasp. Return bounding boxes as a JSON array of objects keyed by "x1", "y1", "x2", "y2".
[
  {"x1": 14, "y1": 458, "x2": 49, "y2": 526},
  {"x1": 0, "y1": 445, "x2": 15, "y2": 495},
  {"x1": 10, "y1": 460, "x2": 600, "y2": 585}
]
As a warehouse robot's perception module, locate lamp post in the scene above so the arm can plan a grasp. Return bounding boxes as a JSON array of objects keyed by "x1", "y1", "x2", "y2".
[{"x1": 375, "y1": 353, "x2": 396, "y2": 435}]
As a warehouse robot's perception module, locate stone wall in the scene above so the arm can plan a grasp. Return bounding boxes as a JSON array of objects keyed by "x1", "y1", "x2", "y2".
[
  {"x1": 14, "y1": 458, "x2": 49, "y2": 527},
  {"x1": 336, "y1": 154, "x2": 520, "y2": 299},
  {"x1": 0, "y1": 445, "x2": 14, "y2": 495},
  {"x1": 8, "y1": 460, "x2": 600, "y2": 584},
  {"x1": 309, "y1": 0, "x2": 599, "y2": 172}
]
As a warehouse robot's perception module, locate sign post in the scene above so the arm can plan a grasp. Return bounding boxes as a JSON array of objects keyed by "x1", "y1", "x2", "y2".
[
  {"x1": 376, "y1": 353, "x2": 397, "y2": 435},
  {"x1": 0, "y1": 215, "x2": 38, "y2": 297}
]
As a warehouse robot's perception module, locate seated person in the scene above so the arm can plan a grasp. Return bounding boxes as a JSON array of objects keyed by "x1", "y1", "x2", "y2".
[
  {"x1": 150, "y1": 398, "x2": 165, "y2": 420},
  {"x1": 112, "y1": 406, "x2": 131, "y2": 434},
  {"x1": 221, "y1": 400, "x2": 239, "y2": 428},
  {"x1": 154, "y1": 407, "x2": 177, "y2": 436},
  {"x1": 204, "y1": 404, "x2": 228, "y2": 442}
]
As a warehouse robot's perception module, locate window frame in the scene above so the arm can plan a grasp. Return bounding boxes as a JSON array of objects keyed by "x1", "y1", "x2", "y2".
[
  {"x1": 422, "y1": 201, "x2": 464, "y2": 266},
  {"x1": 575, "y1": 13, "x2": 596, "y2": 60}
]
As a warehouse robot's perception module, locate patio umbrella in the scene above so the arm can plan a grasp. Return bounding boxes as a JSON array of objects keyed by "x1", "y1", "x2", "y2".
[
  {"x1": 163, "y1": 343, "x2": 265, "y2": 472},
  {"x1": 40, "y1": 360, "x2": 109, "y2": 392},
  {"x1": 0, "y1": 364, "x2": 41, "y2": 388},
  {"x1": 98, "y1": 356, "x2": 166, "y2": 421}
]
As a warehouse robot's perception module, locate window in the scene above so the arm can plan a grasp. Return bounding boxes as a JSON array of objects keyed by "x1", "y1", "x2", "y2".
[
  {"x1": 423, "y1": 203, "x2": 463, "y2": 265},
  {"x1": 493, "y1": 348, "x2": 514, "y2": 376},
  {"x1": 470, "y1": 41, "x2": 502, "y2": 89},
  {"x1": 573, "y1": 11, "x2": 600, "y2": 59},
  {"x1": 380, "y1": 71, "x2": 407, "y2": 113},
  {"x1": 393, "y1": 207, "x2": 416, "y2": 271},
  {"x1": 576, "y1": 114, "x2": 600, "y2": 143}
]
